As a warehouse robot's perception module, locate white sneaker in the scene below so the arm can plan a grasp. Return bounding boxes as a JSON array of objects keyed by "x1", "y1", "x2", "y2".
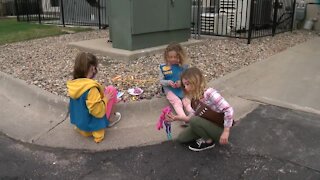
[{"x1": 108, "y1": 112, "x2": 122, "y2": 128}]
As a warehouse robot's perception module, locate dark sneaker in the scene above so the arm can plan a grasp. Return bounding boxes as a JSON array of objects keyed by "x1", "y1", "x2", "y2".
[{"x1": 188, "y1": 139, "x2": 215, "y2": 152}]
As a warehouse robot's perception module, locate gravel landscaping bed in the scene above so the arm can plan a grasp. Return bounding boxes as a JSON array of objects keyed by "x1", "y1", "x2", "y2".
[{"x1": 0, "y1": 29, "x2": 318, "y2": 102}]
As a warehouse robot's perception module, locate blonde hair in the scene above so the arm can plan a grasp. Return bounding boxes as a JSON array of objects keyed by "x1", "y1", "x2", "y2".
[
  {"x1": 163, "y1": 42, "x2": 188, "y2": 65},
  {"x1": 73, "y1": 52, "x2": 98, "y2": 79},
  {"x1": 181, "y1": 67, "x2": 207, "y2": 100}
]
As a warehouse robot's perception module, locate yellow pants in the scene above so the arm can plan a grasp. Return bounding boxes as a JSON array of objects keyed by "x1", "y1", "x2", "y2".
[{"x1": 74, "y1": 127, "x2": 105, "y2": 143}]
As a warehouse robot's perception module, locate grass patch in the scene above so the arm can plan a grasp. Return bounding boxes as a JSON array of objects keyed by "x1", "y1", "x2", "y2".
[{"x1": 0, "y1": 18, "x2": 92, "y2": 45}]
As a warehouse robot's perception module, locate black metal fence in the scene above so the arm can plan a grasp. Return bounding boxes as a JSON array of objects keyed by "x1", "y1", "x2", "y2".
[
  {"x1": 13, "y1": 0, "x2": 296, "y2": 43},
  {"x1": 14, "y1": 0, "x2": 108, "y2": 28},
  {"x1": 191, "y1": 0, "x2": 296, "y2": 43},
  {"x1": 0, "y1": 0, "x2": 15, "y2": 16}
]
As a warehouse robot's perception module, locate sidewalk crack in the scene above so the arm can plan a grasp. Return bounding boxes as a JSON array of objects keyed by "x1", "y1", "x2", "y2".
[{"x1": 31, "y1": 110, "x2": 69, "y2": 143}]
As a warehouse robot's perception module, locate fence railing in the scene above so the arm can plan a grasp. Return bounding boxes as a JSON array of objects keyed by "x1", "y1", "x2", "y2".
[
  {"x1": 0, "y1": 0, "x2": 15, "y2": 16},
  {"x1": 191, "y1": 0, "x2": 296, "y2": 44},
  {"x1": 14, "y1": 0, "x2": 108, "y2": 28},
  {"x1": 13, "y1": 0, "x2": 296, "y2": 43}
]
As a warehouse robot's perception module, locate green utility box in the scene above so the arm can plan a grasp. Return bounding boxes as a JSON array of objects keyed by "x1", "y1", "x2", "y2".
[{"x1": 109, "y1": 0, "x2": 191, "y2": 50}]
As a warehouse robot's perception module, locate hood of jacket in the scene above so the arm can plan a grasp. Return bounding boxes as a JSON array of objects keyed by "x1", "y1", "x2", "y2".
[{"x1": 67, "y1": 78, "x2": 103, "y2": 99}]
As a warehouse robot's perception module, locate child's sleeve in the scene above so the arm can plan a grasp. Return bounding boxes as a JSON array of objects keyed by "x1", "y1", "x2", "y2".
[
  {"x1": 207, "y1": 89, "x2": 234, "y2": 128},
  {"x1": 159, "y1": 67, "x2": 171, "y2": 86},
  {"x1": 86, "y1": 87, "x2": 106, "y2": 118}
]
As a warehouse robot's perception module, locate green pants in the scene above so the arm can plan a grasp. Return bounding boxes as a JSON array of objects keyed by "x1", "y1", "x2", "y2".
[{"x1": 177, "y1": 116, "x2": 223, "y2": 143}]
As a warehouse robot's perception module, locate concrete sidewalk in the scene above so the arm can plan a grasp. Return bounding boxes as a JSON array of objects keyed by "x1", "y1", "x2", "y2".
[
  {"x1": 0, "y1": 37, "x2": 319, "y2": 151},
  {"x1": 210, "y1": 37, "x2": 320, "y2": 115}
]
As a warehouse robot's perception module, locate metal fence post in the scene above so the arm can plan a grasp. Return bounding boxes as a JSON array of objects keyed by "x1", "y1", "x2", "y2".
[
  {"x1": 272, "y1": 0, "x2": 279, "y2": 36},
  {"x1": 196, "y1": 0, "x2": 201, "y2": 39},
  {"x1": 60, "y1": 0, "x2": 65, "y2": 27},
  {"x1": 247, "y1": 0, "x2": 255, "y2": 44},
  {"x1": 290, "y1": 0, "x2": 297, "y2": 32},
  {"x1": 98, "y1": 0, "x2": 101, "y2": 29},
  {"x1": 26, "y1": 0, "x2": 30, "y2": 22},
  {"x1": 37, "y1": 0, "x2": 41, "y2": 24},
  {"x1": 14, "y1": 0, "x2": 20, "y2": 21}
]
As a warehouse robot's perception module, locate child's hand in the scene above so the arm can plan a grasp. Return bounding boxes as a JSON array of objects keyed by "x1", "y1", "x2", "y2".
[
  {"x1": 168, "y1": 81, "x2": 175, "y2": 88},
  {"x1": 166, "y1": 112, "x2": 176, "y2": 122},
  {"x1": 219, "y1": 130, "x2": 230, "y2": 145},
  {"x1": 104, "y1": 90, "x2": 114, "y2": 102},
  {"x1": 175, "y1": 80, "x2": 181, "y2": 88}
]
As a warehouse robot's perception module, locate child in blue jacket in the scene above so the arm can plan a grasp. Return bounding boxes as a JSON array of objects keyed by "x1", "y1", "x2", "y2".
[{"x1": 67, "y1": 52, "x2": 119, "y2": 143}]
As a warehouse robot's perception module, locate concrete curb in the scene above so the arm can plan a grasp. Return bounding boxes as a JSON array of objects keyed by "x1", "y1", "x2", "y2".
[
  {"x1": 0, "y1": 71, "x2": 69, "y2": 114},
  {"x1": 0, "y1": 69, "x2": 257, "y2": 151},
  {"x1": 0, "y1": 71, "x2": 69, "y2": 143},
  {"x1": 68, "y1": 38, "x2": 204, "y2": 61},
  {"x1": 32, "y1": 95, "x2": 188, "y2": 151},
  {"x1": 241, "y1": 95, "x2": 320, "y2": 116}
]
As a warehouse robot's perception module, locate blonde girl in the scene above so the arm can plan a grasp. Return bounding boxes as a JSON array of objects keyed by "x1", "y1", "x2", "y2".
[
  {"x1": 167, "y1": 67, "x2": 234, "y2": 151},
  {"x1": 159, "y1": 42, "x2": 192, "y2": 119}
]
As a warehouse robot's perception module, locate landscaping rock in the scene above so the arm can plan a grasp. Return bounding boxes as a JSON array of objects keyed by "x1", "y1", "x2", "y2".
[{"x1": 0, "y1": 30, "x2": 318, "y2": 102}]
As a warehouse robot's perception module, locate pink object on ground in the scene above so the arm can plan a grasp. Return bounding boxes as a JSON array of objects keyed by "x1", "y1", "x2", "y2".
[
  {"x1": 156, "y1": 106, "x2": 172, "y2": 130},
  {"x1": 127, "y1": 87, "x2": 143, "y2": 96},
  {"x1": 104, "y1": 85, "x2": 118, "y2": 119},
  {"x1": 156, "y1": 106, "x2": 172, "y2": 140}
]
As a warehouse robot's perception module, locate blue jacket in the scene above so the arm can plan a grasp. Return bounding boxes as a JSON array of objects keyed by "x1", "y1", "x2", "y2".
[
  {"x1": 67, "y1": 78, "x2": 109, "y2": 132},
  {"x1": 69, "y1": 90, "x2": 109, "y2": 131}
]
